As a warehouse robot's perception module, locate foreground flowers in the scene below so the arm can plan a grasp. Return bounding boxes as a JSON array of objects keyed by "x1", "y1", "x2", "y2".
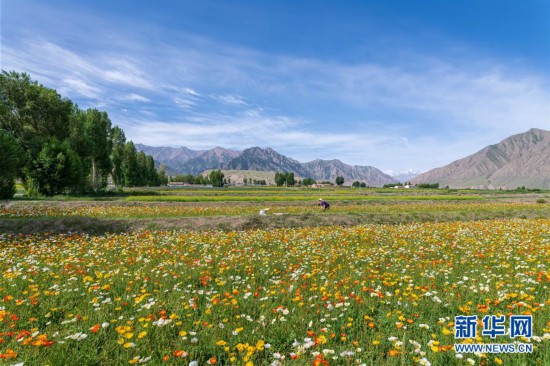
[{"x1": 1, "y1": 218, "x2": 549, "y2": 364}]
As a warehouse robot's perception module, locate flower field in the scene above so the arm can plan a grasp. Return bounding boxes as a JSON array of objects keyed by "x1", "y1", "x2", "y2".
[
  {"x1": 1, "y1": 219, "x2": 549, "y2": 365},
  {"x1": 1, "y1": 201, "x2": 547, "y2": 219}
]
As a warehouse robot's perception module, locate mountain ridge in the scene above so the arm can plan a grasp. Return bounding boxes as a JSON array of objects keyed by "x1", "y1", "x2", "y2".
[
  {"x1": 411, "y1": 128, "x2": 550, "y2": 189},
  {"x1": 137, "y1": 144, "x2": 397, "y2": 186}
]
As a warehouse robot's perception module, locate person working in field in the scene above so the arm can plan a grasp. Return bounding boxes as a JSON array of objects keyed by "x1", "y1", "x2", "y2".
[{"x1": 318, "y1": 198, "x2": 330, "y2": 210}]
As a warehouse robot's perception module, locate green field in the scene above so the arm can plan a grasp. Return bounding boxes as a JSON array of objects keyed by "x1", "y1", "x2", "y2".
[{"x1": 1, "y1": 187, "x2": 549, "y2": 365}]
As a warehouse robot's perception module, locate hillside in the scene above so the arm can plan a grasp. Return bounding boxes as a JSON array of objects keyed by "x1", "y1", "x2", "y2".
[
  {"x1": 175, "y1": 147, "x2": 240, "y2": 175},
  {"x1": 411, "y1": 128, "x2": 550, "y2": 189},
  {"x1": 135, "y1": 144, "x2": 205, "y2": 169}
]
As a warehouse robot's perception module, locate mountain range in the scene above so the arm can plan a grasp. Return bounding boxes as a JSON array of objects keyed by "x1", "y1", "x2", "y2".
[
  {"x1": 136, "y1": 144, "x2": 397, "y2": 186},
  {"x1": 412, "y1": 128, "x2": 550, "y2": 189},
  {"x1": 137, "y1": 128, "x2": 549, "y2": 189}
]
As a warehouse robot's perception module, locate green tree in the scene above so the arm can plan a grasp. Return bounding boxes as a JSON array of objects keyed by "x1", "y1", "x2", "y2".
[
  {"x1": 352, "y1": 181, "x2": 361, "y2": 188},
  {"x1": 274, "y1": 172, "x2": 286, "y2": 187},
  {"x1": 26, "y1": 139, "x2": 83, "y2": 196},
  {"x1": 71, "y1": 109, "x2": 113, "y2": 192},
  {"x1": 122, "y1": 141, "x2": 140, "y2": 187},
  {"x1": 0, "y1": 71, "x2": 74, "y2": 158},
  {"x1": 158, "y1": 164, "x2": 169, "y2": 186},
  {"x1": 302, "y1": 178, "x2": 316, "y2": 186},
  {"x1": 0, "y1": 130, "x2": 22, "y2": 198},
  {"x1": 136, "y1": 151, "x2": 148, "y2": 186},
  {"x1": 77, "y1": 109, "x2": 113, "y2": 191},
  {"x1": 285, "y1": 172, "x2": 295, "y2": 186},
  {"x1": 209, "y1": 170, "x2": 225, "y2": 187},
  {"x1": 335, "y1": 176, "x2": 344, "y2": 186},
  {"x1": 110, "y1": 126, "x2": 126, "y2": 187}
]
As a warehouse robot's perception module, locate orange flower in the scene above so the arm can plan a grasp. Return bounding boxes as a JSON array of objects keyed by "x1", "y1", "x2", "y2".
[
  {"x1": 207, "y1": 357, "x2": 217, "y2": 364},
  {"x1": 0, "y1": 349, "x2": 17, "y2": 359},
  {"x1": 173, "y1": 350, "x2": 188, "y2": 358},
  {"x1": 91, "y1": 324, "x2": 101, "y2": 333},
  {"x1": 388, "y1": 349, "x2": 399, "y2": 357}
]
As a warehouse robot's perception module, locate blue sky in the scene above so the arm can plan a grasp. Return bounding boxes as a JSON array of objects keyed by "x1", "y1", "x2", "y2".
[{"x1": 2, "y1": 0, "x2": 549, "y2": 173}]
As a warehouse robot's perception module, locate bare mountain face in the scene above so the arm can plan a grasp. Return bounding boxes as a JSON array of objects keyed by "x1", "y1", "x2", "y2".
[
  {"x1": 137, "y1": 144, "x2": 396, "y2": 186},
  {"x1": 176, "y1": 147, "x2": 241, "y2": 175},
  {"x1": 412, "y1": 128, "x2": 550, "y2": 189},
  {"x1": 303, "y1": 159, "x2": 396, "y2": 186},
  {"x1": 224, "y1": 147, "x2": 396, "y2": 186},
  {"x1": 135, "y1": 144, "x2": 204, "y2": 168},
  {"x1": 223, "y1": 147, "x2": 308, "y2": 176}
]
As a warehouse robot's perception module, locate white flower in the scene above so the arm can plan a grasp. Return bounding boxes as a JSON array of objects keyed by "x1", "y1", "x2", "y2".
[
  {"x1": 466, "y1": 358, "x2": 475, "y2": 365},
  {"x1": 65, "y1": 332, "x2": 87, "y2": 341},
  {"x1": 419, "y1": 357, "x2": 431, "y2": 366},
  {"x1": 340, "y1": 351, "x2": 354, "y2": 357},
  {"x1": 388, "y1": 336, "x2": 398, "y2": 342},
  {"x1": 189, "y1": 361, "x2": 198, "y2": 366},
  {"x1": 455, "y1": 354, "x2": 464, "y2": 359},
  {"x1": 101, "y1": 322, "x2": 110, "y2": 328}
]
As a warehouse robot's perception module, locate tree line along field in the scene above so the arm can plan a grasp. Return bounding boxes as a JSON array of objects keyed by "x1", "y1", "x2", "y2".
[{"x1": 1, "y1": 188, "x2": 549, "y2": 365}]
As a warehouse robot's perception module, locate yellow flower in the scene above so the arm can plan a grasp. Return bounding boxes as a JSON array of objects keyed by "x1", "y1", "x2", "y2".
[
  {"x1": 138, "y1": 331, "x2": 147, "y2": 339},
  {"x1": 216, "y1": 340, "x2": 227, "y2": 346},
  {"x1": 255, "y1": 340, "x2": 265, "y2": 351},
  {"x1": 495, "y1": 357, "x2": 503, "y2": 365}
]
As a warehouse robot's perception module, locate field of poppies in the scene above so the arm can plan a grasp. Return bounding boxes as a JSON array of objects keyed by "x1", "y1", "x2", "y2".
[{"x1": 1, "y1": 212, "x2": 549, "y2": 365}]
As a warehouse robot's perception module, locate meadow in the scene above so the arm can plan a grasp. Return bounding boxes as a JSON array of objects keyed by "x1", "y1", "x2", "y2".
[{"x1": 1, "y1": 187, "x2": 549, "y2": 365}]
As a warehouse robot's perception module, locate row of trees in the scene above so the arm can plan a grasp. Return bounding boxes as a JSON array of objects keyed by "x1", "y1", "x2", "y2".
[
  {"x1": 169, "y1": 170, "x2": 228, "y2": 187},
  {"x1": 274, "y1": 172, "x2": 296, "y2": 187},
  {"x1": 274, "y1": 172, "x2": 351, "y2": 187},
  {"x1": 243, "y1": 178, "x2": 267, "y2": 186},
  {"x1": 0, "y1": 71, "x2": 167, "y2": 198}
]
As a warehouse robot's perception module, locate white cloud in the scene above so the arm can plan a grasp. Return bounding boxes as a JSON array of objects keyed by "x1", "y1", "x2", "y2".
[
  {"x1": 3, "y1": 5, "x2": 548, "y2": 173},
  {"x1": 184, "y1": 88, "x2": 201, "y2": 97},
  {"x1": 120, "y1": 93, "x2": 150, "y2": 102},
  {"x1": 173, "y1": 97, "x2": 196, "y2": 109},
  {"x1": 60, "y1": 78, "x2": 102, "y2": 99},
  {"x1": 216, "y1": 94, "x2": 248, "y2": 106}
]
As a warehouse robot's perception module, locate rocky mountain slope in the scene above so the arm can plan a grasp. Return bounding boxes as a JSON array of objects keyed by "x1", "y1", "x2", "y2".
[
  {"x1": 137, "y1": 144, "x2": 396, "y2": 186},
  {"x1": 411, "y1": 128, "x2": 550, "y2": 189},
  {"x1": 176, "y1": 147, "x2": 240, "y2": 175}
]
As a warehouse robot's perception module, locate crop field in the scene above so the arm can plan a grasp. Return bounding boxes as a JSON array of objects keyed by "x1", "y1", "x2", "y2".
[{"x1": 1, "y1": 188, "x2": 549, "y2": 365}]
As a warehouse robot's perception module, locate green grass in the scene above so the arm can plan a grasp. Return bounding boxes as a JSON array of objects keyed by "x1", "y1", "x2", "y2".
[{"x1": 125, "y1": 194, "x2": 484, "y2": 203}]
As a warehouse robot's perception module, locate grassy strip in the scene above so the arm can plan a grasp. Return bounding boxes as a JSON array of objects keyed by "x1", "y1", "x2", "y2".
[
  {"x1": 2, "y1": 207, "x2": 548, "y2": 234},
  {"x1": 126, "y1": 194, "x2": 484, "y2": 202}
]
